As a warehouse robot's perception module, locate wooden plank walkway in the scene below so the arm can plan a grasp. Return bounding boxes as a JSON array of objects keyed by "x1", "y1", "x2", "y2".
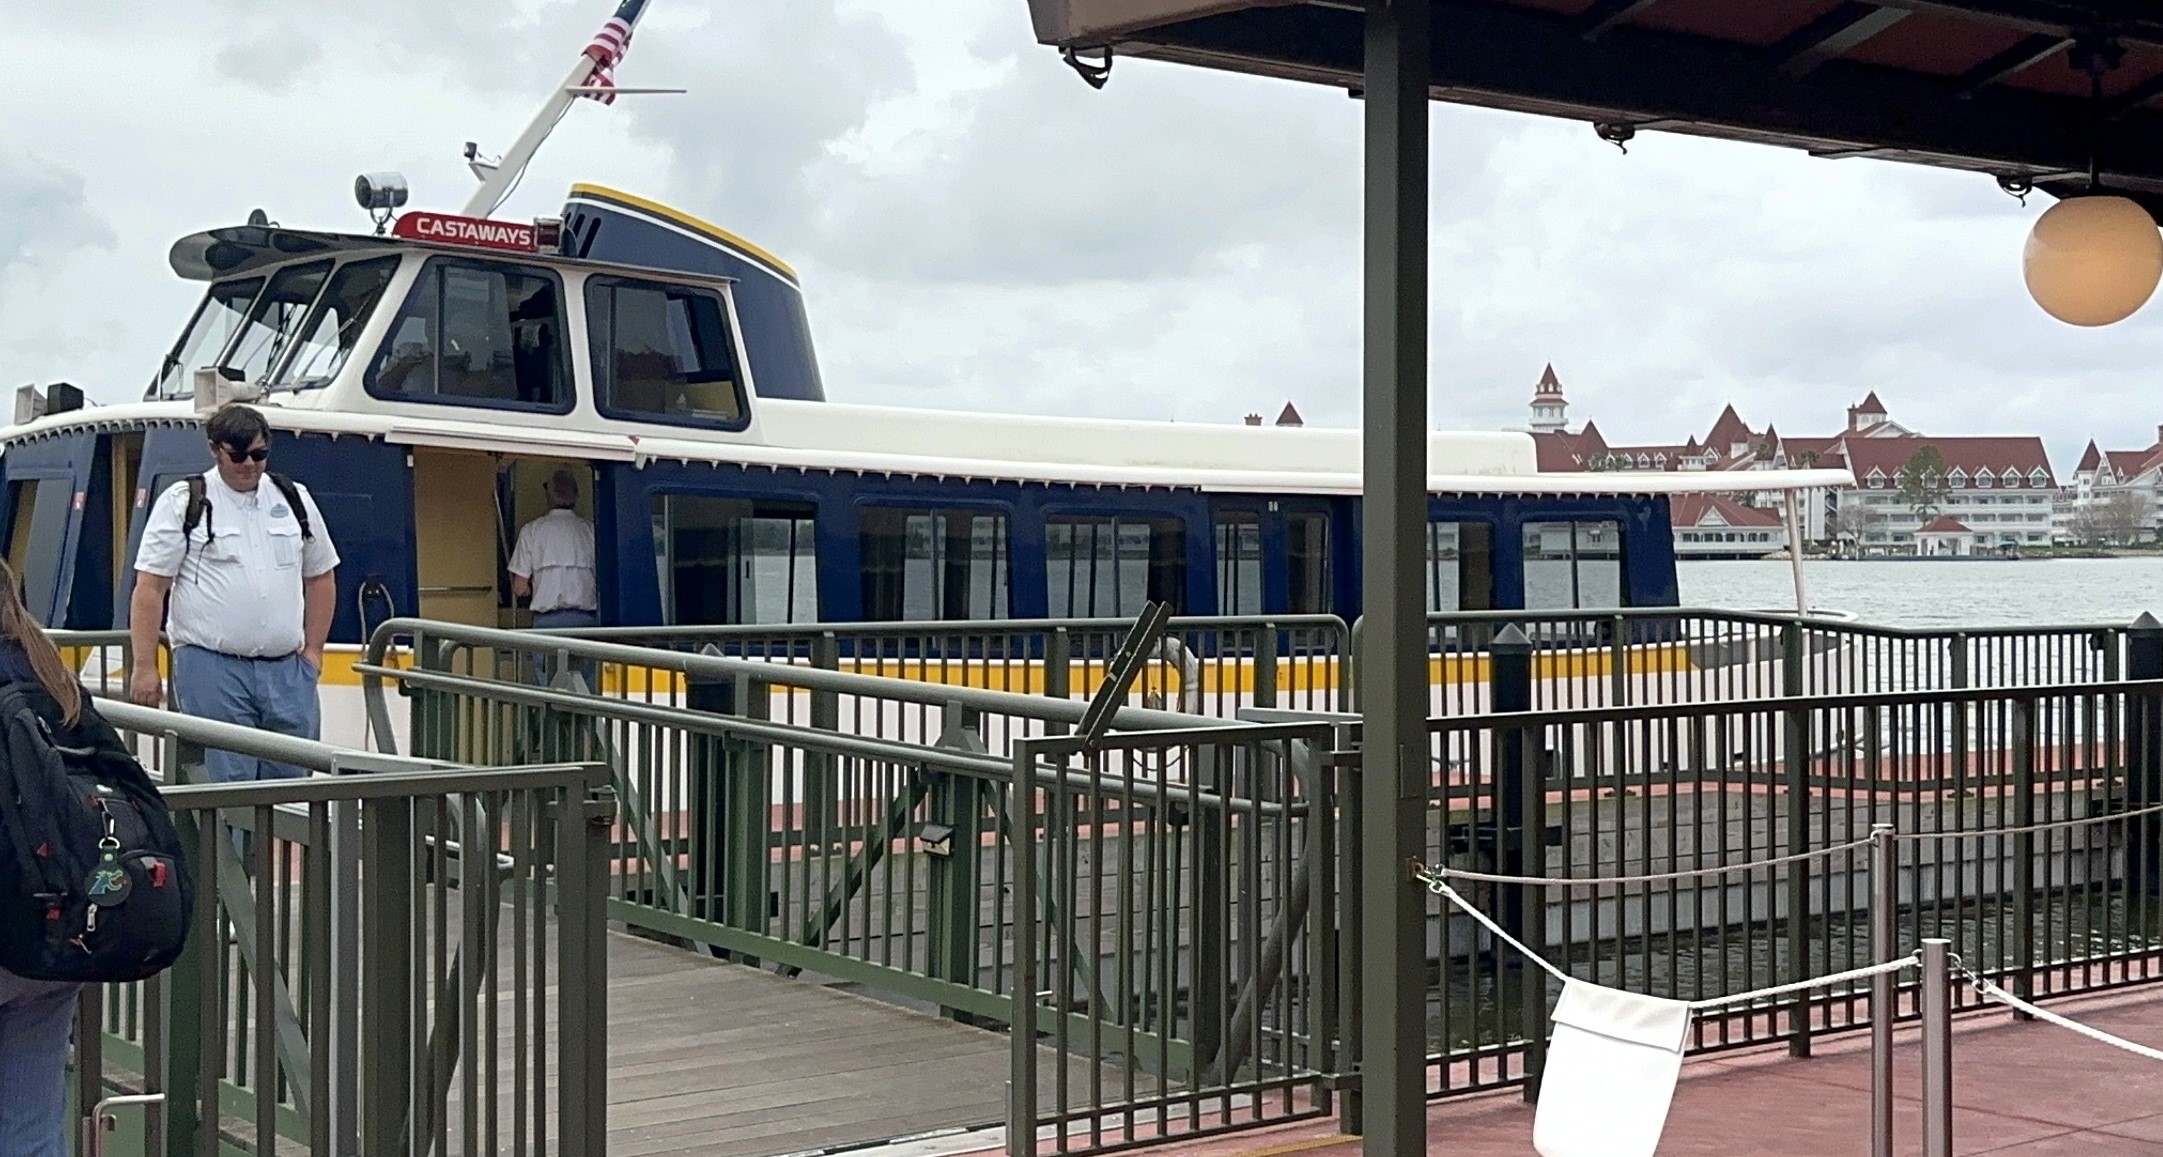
[{"x1": 604, "y1": 931, "x2": 1016, "y2": 1157}]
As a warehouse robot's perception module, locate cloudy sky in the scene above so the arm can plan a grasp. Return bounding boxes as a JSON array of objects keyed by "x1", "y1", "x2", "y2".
[{"x1": 3, "y1": 0, "x2": 2161, "y2": 473}]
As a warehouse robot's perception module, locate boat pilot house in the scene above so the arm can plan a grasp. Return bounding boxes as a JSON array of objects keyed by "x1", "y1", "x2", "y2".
[{"x1": 0, "y1": 181, "x2": 1841, "y2": 650}]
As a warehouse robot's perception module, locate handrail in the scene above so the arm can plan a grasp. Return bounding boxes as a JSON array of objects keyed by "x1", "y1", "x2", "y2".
[
  {"x1": 1425, "y1": 674, "x2": 2163, "y2": 732},
  {"x1": 360, "y1": 616, "x2": 1242, "y2": 732},
  {"x1": 1400, "y1": 605, "x2": 2130, "y2": 642},
  {"x1": 94, "y1": 695, "x2": 456, "y2": 775},
  {"x1": 366, "y1": 664, "x2": 1303, "y2": 815},
  {"x1": 546, "y1": 612, "x2": 1351, "y2": 639}
]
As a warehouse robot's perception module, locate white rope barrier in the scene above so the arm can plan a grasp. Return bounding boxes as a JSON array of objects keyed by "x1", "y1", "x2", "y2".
[
  {"x1": 1966, "y1": 973, "x2": 2163, "y2": 1065},
  {"x1": 1421, "y1": 874, "x2": 1918, "y2": 1009}
]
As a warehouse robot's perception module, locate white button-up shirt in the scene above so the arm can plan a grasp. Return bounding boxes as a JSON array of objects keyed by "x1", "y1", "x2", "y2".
[
  {"x1": 507, "y1": 509, "x2": 598, "y2": 614},
  {"x1": 134, "y1": 470, "x2": 340, "y2": 657}
]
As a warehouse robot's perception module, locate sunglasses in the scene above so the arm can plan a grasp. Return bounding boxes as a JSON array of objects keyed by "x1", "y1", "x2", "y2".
[{"x1": 220, "y1": 445, "x2": 270, "y2": 463}]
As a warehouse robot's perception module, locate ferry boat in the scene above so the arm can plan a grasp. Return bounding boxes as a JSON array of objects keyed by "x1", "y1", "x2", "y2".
[{"x1": 0, "y1": 0, "x2": 1850, "y2": 750}]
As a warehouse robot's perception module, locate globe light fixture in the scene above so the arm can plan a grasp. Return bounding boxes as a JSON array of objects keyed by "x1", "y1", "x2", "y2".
[{"x1": 2022, "y1": 193, "x2": 2163, "y2": 327}]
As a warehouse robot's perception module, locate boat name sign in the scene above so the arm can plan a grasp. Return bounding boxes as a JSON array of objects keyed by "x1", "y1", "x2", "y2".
[{"x1": 391, "y1": 211, "x2": 537, "y2": 252}]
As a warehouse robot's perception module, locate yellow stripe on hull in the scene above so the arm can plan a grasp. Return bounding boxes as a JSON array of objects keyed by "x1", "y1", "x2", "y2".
[{"x1": 270, "y1": 639, "x2": 1703, "y2": 694}]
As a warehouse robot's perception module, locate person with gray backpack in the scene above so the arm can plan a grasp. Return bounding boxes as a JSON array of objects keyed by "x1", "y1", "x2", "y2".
[{"x1": 0, "y1": 555, "x2": 193, "y2": 1157}]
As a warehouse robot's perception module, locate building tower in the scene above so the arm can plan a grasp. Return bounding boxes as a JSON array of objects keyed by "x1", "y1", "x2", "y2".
[{"x1": 1529, "y1": 364, "x2": 1568, "y2": 433}]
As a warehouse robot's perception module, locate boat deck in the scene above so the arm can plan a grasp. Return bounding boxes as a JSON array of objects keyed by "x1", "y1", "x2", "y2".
[
  {"x1": 948, "y1": 983, "x2": 2163, "y2": 1157},
  {"x1": 604, "y1": 932, "x2": 1013, "y2": 1157}
]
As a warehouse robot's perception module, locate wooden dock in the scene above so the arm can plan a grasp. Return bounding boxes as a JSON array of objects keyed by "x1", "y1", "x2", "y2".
[{"x1": 603, "y1": 932, "x2": 1016, "y2": 1157}]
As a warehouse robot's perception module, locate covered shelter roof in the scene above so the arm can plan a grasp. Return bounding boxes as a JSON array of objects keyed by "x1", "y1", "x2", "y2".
[{"x1": 1026, "y1": 0, "x2": 2163, "y2": 214}]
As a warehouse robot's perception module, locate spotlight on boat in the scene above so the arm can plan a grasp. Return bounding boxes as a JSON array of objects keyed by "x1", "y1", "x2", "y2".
[
  {"x1": 354, "y1": 171, "x2": 410, "y2": 234},
  {"x1": 2023, "y1": 193, "x2": 2163, "y2": 326},
  {"x1": 353, "y1": 172, "x2": 410, "y2": 213}
]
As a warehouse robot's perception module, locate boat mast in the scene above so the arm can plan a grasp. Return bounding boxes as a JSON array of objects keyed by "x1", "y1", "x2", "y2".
[{"x1": 461, "y1": 0, "x2": 652, "y2": 218}]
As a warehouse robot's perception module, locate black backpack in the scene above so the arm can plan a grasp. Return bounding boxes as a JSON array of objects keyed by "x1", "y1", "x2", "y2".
[
  {"x1": 181, "y1": 473, "x2": 313, "y2": 552},
  {"x1": 0, "y1": 682, "x2": 194, "y2": 983}
]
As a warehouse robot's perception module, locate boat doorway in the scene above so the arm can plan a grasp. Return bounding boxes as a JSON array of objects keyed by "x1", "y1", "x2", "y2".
[{"x1": 408, "y1": 447, "x2": 597, "y2": 630}]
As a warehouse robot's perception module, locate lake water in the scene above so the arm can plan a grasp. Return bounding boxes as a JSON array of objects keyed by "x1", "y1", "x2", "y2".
[{"x1": 1678, "y1": 558, "x2": 2163, "y2": 629}]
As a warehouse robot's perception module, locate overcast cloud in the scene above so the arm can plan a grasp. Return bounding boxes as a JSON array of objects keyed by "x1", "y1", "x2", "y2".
[{"x1": 2, "y1": 0, "x2": 2158, "y2": 469}]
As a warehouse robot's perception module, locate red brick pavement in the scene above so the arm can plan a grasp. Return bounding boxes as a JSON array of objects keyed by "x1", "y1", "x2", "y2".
[{"x1": 998, "y1": 984, "x2": 2163, "y2": 1156}]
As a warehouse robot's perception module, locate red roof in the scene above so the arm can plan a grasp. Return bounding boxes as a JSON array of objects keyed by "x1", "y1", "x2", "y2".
[
  {"x1": 2077, "y1": 441, "x2": 2103, "y2": 473},
  {"x1": 1671, "y1": 494, "x2": 1783, "y2": 529},
  {"x1": 1704, "y1": 405, "x2": 1752, "y2": 450},
  {"x1": 1853, "y1": 392, "x2": 1887, "y2": 415},
  {"x1": 1532, "y1": 363, "x2": 1563, "y2": 400},
  {"x1": 1917, "y1": 515, "x2": 1971, "y2": 534},
  {"x1": 1275, "y1": 402, "x2": 1303, "y2": 427},
  {"x1": 1839, "y1": 437, "x2": 2055, "y2": 488}
]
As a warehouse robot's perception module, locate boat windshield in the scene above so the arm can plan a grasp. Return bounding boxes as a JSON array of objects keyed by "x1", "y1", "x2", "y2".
[
  {"x1": 269, "y1": 256, "x2": 401, "y2": 390},
  {"x1": 219, "y1": 260, "x2": 333, "y2": 386},
  {"x1": 147, "y1": 277, "x2": 264, "y2": 399}
]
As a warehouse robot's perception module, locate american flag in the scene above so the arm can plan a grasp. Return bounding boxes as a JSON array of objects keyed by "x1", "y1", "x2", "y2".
[{"x1": 580, "y1": 16, "x2": 634, "y2": 105}]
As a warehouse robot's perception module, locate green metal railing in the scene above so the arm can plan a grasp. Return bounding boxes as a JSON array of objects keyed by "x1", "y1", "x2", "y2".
[
  {"x1": 355, "y1": 623, "x2": 1341, "y2": 1153},
  {"x1": 1414, "y1": 661, "x2": 2163, "y2": 1097},
  {"x1": 342, "y1": 615, "x2": 2163, "y2": 1157},
  {"x1": 74, "y1": 699, "x2": 613, "y2": 1157},
  {"x1": 1346, "y1": 607, "x2": 2136, "y2": 714}
]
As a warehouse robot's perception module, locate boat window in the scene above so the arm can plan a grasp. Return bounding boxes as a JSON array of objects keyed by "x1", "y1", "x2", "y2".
[
  {"x1": 367, "y1": 259, "x2": 570, "y2": 411},
  {"x1": 1215, "y1": 512, "x2": 1262, "y2": 616},
  {"x1": 586, "y1": 277, "x2": 747, "y2": 427},
  {"x1": 5, "y1": 479, "x2": 72, "y2": 620},
  {"x1": 1047, "y1": 515, "x2": 1186, "y2": 617},
  {"x1": 219, "y1": 261, "x2": 333, "y2": 385},
  {"x1": 650, "y1": 494, "x2": 817, "y2": 625},
  {"x1": 1522, "y1": 519, "x2": 1625, "y2": 610},
  {"x1": 271, "y1": 257, "x2": 401, "y2": 389},
  {"x1": 1427, "y1": 521, "x2": 1495, "y2": 612},
  {"x1": 1287, "y1": 511, "x2": 1331, "y2": 614},
  {"x1": 149, "y1": 278, "x2": 263, "y2": 399},
  {"x1": 859, "y1": 507, "x2": 1009, "y2": 620}
]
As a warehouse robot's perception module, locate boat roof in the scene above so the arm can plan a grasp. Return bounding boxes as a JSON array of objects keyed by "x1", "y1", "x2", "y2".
[
  {"x1": 0, "y1": 399, "x2": 1852, "y2": 497},
  {"x1": 165, "y1": 221, "x2": 735, "y2": 287}
]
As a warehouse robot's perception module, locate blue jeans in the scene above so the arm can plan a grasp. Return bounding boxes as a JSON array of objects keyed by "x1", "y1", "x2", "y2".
[
  {"x1": 0, "y1": 968, "x2": 79, "y2": 1157},
  {"x1": 170, "y1": 647, "x2": 321, "y2": 782},
  {"x1": 530, "y1": 609, "x2": 600, "y2": 691}
]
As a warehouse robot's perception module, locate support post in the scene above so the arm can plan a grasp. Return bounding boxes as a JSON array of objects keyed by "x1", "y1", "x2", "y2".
[
  {"x1": 1784, "y1": 678, "x2": 1812, "y2": 1058},
  {"x1": 1920, "y1": 938, "x2": 1953, "y2": 1157},
  {"x1": 1490, "y1": 626, "x2": 1545, "y2": 1098},
  {"x1": 2129, "y1": 613, "x2": 2163, "y2": 891},
  {"x1": 1358, "y1": 0, "x2": 1433, "y2": 1153},
  {"x1": 1007, "y1": 740, "x2": 1043, "y2": 1157},
  {"x1": 1870, "y1": 822, "x2": 1895, "y2": 1157}
]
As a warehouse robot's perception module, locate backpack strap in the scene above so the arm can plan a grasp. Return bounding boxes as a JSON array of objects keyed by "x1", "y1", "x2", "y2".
[
  {"x1": 267, "y1": 473, "x2": 313, "y2": 541},
  {"x1": 178, "y1": 475, "x2": 313, "y2": 553},
  {"x1": 179, "y1": 477, "x2": 209, "y2": 557}
]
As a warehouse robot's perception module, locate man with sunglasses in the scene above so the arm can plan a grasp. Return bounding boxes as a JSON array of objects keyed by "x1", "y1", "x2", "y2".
[{"x1": 128, "y1": 404, "x2": 339, "y2": 781}]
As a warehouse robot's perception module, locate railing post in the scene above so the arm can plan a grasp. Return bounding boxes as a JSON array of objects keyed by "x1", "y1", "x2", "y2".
[
  {"x1": 1007, "y1": 739, "x2": 1042, "y2": 1157},
  {"x1": 2129, "y1": 613, "x2": 2163, "y2": 891},
  {"x1": 1780, "y1": 620, "x2": 1804, "y2": 698},
  {"x1": 809, "y1": 631, "x2": 839, "y2": 832},
  {"x1": 929, "y1": 702, "x2": 990, "y2": 1016},
  {"x1": 1342, "y1": 616, "x2": 1361, "y2": 713},
  {"x1": 1920, "y1": 938, "x2": 1954, "y2": 1157},
  {"x1": 722, "y1": 680, "x2": 773, "y2": 965},
  {"x1": 556, "y1": 782, "x2": 615, "y2": 1157},
  {"x1": 685, "y1": 646, "x2": 732, "y2": 931},
  {"x1": 1337, "y1": 723, "x2": 1366, "y2": 1135},
  {"x1": 1870, "y1": 822, "x2": 1896, "y2": 1157},
  {"x1": 160, "y1": 813, "x2": 215, "y2": 1157},
  {"x1": 360, "y1": 797, "x2": 414, "y2": 1157},
  {"x1": 1254, "y1": 623, "x2": 1280, "y2": 711},
  {"x1": 1490, "y1": 626, "x2": 1545, "y2": 1098},
  {"x1": 2011, "y1": 695, "x2": 2036, "y2": 1016},
  {"x1": 1045, "y1": 627, "x2": 1073, "y2": 737},
  {"x1": 1784, "y1": 671, "x2": 1813, "y2": 1058}
]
